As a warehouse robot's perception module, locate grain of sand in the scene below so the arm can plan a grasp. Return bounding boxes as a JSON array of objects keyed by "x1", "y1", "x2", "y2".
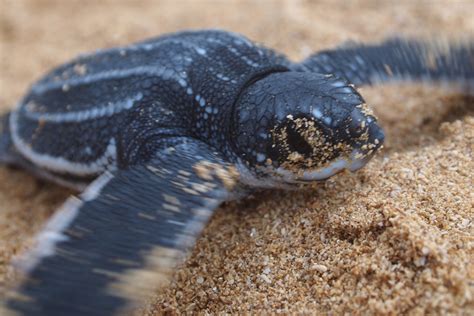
[{"x1": 0, "y1": 0, "x2": 473, "y2": 314}]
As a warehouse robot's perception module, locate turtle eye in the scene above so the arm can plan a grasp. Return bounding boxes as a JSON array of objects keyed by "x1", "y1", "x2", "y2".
[
  {"x1": 286, "y1": 122, "x2": 312, "y2": 156},
  {"x1": 268, "y1": 118, "x2": 316, "y2": 165}
]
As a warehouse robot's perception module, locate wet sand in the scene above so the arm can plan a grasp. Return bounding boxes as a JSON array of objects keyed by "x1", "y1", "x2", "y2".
[{"x1": 0, "y1": 0, "x2": 473, "y2": 314}]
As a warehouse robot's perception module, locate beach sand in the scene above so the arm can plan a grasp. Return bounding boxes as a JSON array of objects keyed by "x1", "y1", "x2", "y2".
[{"x1": 0, "y1": 0, "x2": 473, "y2": 314}]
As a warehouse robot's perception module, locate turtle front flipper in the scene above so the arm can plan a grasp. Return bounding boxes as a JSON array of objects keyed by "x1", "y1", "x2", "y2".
[
  {"x1": 296, "y1": 38, "x2": 474, "y2": 91},
  {"x1": 1, "y1": 138, "x2": 239, "y2": 316}
]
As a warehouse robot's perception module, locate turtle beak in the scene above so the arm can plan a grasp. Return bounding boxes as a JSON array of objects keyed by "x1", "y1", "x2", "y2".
[{"x1": 348, "y1": 118, "x2": 385, "y2": 172}]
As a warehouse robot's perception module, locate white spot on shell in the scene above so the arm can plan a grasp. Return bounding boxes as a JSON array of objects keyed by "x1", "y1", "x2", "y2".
[
  {"x1": 216, "y1": 73, "x2": 230, "y2": 81},
  {"x1": 178, "y1": 78, "x2": 187, "y2": 87},
  {"x1": 312, "y1": 109, "x2": 323, "y2": 119},
  {"x1": 339, "y1": 86, "x2": 354, "y2": 93},
  {"x1": 323, "y1": 116, "x2": 332, "y2": 125},
  {"x1": 331, "y1": 81, "x2": 346, "y2": 88},
  {"x1": 196, "y1": 47, "x2": 207, "y2": 55}
]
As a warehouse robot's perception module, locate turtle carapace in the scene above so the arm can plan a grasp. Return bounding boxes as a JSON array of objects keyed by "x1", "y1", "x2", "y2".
[{"x1": 0, "y1": 30, "x2": 472, "y2": 316}]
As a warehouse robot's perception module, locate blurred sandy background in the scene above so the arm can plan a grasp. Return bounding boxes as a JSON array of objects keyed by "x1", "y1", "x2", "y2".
[{"x1": 0, "y1": 0, "x2": 473, "y2": 314}]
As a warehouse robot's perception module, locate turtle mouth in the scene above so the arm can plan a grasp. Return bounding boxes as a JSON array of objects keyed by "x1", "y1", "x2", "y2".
[{"x1": 274, "y1": 148, "x2": 378, "y2": 183}]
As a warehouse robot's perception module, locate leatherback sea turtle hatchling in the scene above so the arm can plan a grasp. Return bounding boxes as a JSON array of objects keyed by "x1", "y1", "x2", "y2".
[{"x1": 0, "y1": 30, "x2": 473, "y2": 316}]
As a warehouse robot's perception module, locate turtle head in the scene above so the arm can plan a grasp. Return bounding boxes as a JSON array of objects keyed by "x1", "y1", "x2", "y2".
[{"x1": 231, "y1": 72, "x2": 384, "y2": 186}]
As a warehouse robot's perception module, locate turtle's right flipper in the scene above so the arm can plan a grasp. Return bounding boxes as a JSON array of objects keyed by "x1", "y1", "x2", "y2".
[
  {"x1": 296, "y1": 38, "x2": 474, "y2": 92},
  {"x1": 1, "y1": 138, "x2": 239, "y2": 316}
]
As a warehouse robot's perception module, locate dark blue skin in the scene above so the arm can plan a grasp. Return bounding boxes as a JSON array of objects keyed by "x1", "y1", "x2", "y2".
[{"x1": 0, "y1": 30, "x2": 472, "y2": 316}]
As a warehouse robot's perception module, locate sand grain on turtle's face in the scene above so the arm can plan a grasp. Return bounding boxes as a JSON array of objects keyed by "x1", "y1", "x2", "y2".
[{"x1": 1, "y1": 0, "x2": 473, "y2": 315}]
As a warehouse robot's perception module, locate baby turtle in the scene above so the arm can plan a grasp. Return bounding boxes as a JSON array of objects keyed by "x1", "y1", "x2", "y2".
[{"x1": 0, "y1": 30, "x2": 473, "y2": 316}]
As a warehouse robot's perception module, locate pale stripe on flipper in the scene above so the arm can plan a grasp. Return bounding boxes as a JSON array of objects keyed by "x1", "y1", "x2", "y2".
[
  {"x1": 81, "y1": 171, "x2": 114, "y2": 201},
  {"x1": 369, "y1": 75, "x2": 473, "y2": 95},
  {"x1": 23, "y1": 93, "x2": 143, "y2": 123},
  {"x1": 14, "y1": 172, "x2": 115, "y2": 274},
  {"x1": 10, "y1": 111, "x2": 117, "y2": 175},
  {"x1": 108, "y1": 198, "x2": 220, "y2": 315},
  {"x1": 106, "y1": 246, "x2": 185, "y2": 316},
  {"x1": 4, "y1": 139, "x2": 238, "y2": 315}
]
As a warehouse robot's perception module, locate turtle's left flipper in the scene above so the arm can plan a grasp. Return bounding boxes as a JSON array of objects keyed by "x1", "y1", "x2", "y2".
[
  {"x1": 2, "y1": 138, "x2": 238, "y2": 316},
  {"x1": 296, "y1": 38, "x2": 474, "y2": 92}
]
